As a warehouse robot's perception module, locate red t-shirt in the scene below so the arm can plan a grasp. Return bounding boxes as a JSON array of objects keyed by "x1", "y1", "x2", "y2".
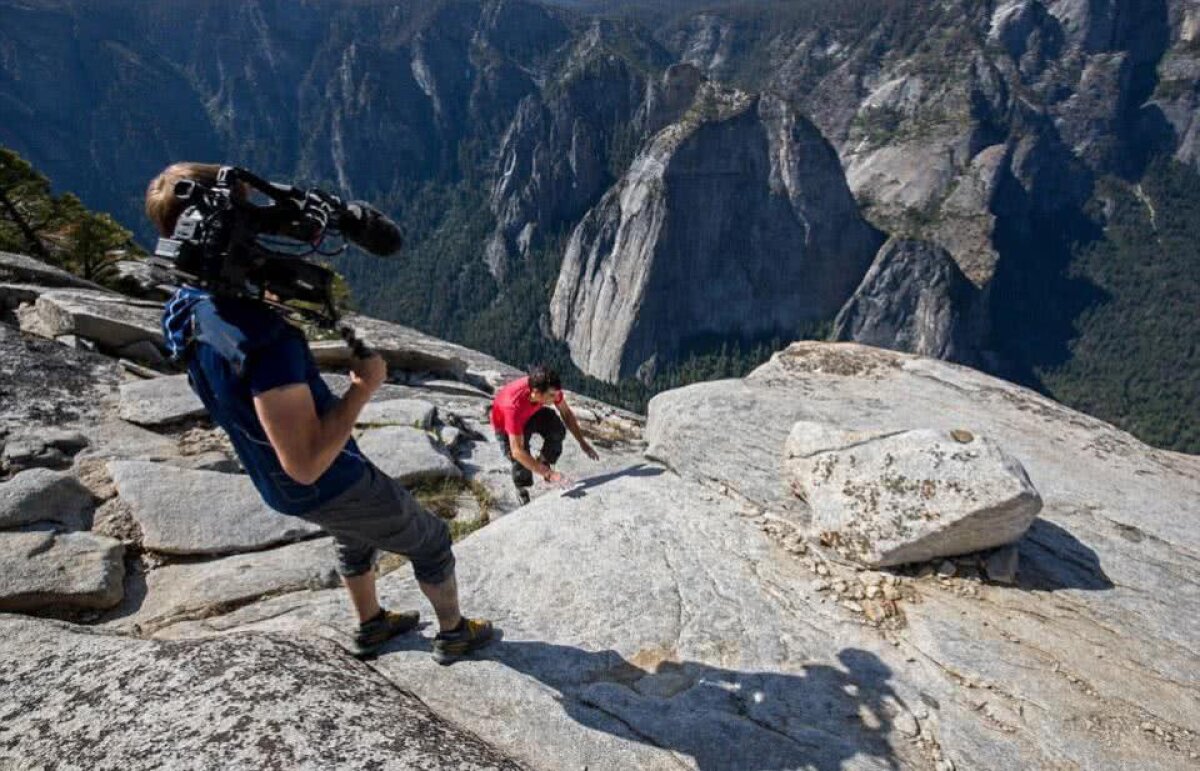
[{"x1": 491, "y1": 376, "x2": 563, "y2": 435}]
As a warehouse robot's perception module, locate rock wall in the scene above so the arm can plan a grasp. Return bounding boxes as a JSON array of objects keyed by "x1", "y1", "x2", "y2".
[
  {"x1": 832, "y1": 238, "x2": 987, "y2": 366},
  {"x1": 550, "y1": 81, "x2": 883, "y2": 382}
]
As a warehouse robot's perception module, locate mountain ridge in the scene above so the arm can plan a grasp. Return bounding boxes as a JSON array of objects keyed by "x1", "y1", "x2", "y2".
[{"x1": 0, "y1": 0, "x2": 1196, "y2": 451}]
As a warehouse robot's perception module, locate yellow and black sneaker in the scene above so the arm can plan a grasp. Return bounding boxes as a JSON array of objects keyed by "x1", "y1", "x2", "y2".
[
  {"x1": 431, "y1": 617, "x2": 496, "y2": 665},
  {"x1": 352, "y1": 608, "x2": 420, "y2": 658}
]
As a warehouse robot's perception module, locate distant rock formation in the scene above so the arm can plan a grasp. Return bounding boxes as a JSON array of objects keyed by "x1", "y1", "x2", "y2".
[
  {"x1": 550, "y1": 80, "x2": 883, "y2": 382},
  {"x1": 832, "y1": 238, "x2": 987, "y2": 366}
]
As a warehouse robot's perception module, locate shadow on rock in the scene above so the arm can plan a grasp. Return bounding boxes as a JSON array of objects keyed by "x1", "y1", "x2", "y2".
[
  {"x1": 562, "y1": 463, "x2": 665, "y2": 498},
  {"x1": 1016, "y1": 519, "x2": 1113, "y2": 592},
  {"x1": 481, "y1": 640, "x2": 905, "y2": 771}
]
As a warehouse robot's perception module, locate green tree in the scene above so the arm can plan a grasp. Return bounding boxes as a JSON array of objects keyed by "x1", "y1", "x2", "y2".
[
  {"x1": 0, "y1": 148, "x2": 56, "y2": 261},
  {"x1": 0, "y1": 147, "x2": 141, "y2": 287}
]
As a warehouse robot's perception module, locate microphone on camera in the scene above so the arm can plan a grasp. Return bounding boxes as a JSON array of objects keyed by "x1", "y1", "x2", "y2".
[{"x1": 339, "y1": 202, "x2": 404, "y2": 257}]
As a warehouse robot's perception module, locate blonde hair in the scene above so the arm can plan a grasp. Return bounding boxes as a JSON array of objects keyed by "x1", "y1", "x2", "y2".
[{"x1": 144, "y1": 162, "x2": 224, "y2": 236}]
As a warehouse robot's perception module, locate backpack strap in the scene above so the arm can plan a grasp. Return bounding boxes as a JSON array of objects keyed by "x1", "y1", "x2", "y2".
[{"x1": 190, "y1": 297, "x2": 299, "y2": 379}]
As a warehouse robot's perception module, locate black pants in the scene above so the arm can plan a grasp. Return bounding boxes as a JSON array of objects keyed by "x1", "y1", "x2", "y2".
[{"x1": 496, "y1": 408, "x2": 566, "y2": 488}]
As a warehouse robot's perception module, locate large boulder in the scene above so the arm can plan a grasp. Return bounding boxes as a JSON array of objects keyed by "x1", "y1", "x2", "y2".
[
  {"x1": 117, "y1": 374, "x2": 207, "y2": 427},
  {"x1": 0, "y1": 468, "x2": 93, "y2": 531},
  {"x1": 0, "y1": 531, "x2": 124, "y2": 611},
  {"x1": 73, "y1": 419, "x2": 184, "y2": 465},
  {"x1": 107, "y1": 537, "x2": 339, "y2": 634},
  {"x1": 0, "y1": 616, "x2": 522, "y2": 769},
  {"x1": 25, "y1": 289, "x2": 163, "y2": 350},
  {"x1": 108, "y1": 461, "x2": 320, "y2": 555},
  {"x1": 784, "y1": 422, "x2": 1042, "y2": 566},
  {"x1": 355, "y1": 426, "x2": 461, "y2": 484}
]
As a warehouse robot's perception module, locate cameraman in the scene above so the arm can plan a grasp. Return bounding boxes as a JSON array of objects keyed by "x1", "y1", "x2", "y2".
[{"x1": 146, "y1": 162, "x2": 492, "y2": 663}]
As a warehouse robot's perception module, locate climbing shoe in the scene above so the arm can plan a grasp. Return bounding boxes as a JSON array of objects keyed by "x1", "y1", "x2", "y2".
[
  {"x1": 351, "y1": 608, "x2": 420, "y2": 658},
  {"x1": 431, "y1": 617, "x2": 496, "y2": 665},
  {"x1": 516, "y1": 486, "x2": 531, "y2": 505}
]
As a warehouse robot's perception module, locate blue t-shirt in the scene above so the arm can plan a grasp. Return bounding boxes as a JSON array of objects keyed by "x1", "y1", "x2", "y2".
[{"x1": 168, "y1": 293, "x2": 366, "y2": 515}]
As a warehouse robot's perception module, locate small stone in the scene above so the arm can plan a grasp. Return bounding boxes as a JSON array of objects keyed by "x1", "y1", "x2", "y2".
[
  {"x1": 950, "y1": 429, "x2": 974, "y2": 443},
  {"x1": 842, "y1": 600, "x2": 864, "y2": 613},
  {"x1": 815, "y1": 563, "x2": 829, "y2": 577},
  {"x1": 858, "y1": 571, "x2": 885, "y2": 587},
  {"x1": 1141, "y1": 722, "x2": 1155, "y2": 732},
  {"x1": 833, "y1": 580, "x2": 849, "y2": 594},
  {"x1": 985, "y1": 544, "x2": 1020, "y2": 584},
  {"x1": 813, "y1": 581, "x2": 831, "y2": 592},
  {"x1": 439, "y1": 427, "x2": 463, "y2": 452},
  {"x1": 883, "y1": 585, "x2": 902, "y2": 601},
  {"x1": 936, "y1": 560, "x2": 957, "y2": 578},
  {"x1": 863, "y1": 600, "x2": 886, "y2": 622},
  {"x1": 42, "y1": 430, "x2": 89, "y2": 453},
  {"x1": 865, "y1": 585, "x2": 881, "y2": 599}
]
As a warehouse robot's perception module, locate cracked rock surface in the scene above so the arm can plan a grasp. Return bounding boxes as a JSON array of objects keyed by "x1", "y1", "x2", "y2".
[
  {"x1": 0, "y1": 616, "x2": 523, "y2": 770},
  {"x1": 3, "y1": 264, "x2": 1197, "y2": 770}
]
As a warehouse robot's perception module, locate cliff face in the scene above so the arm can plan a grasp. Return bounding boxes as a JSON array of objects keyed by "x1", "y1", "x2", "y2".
[
  {"x1": 832, "y1": 238, "x2": 986, "y2": 367},
  {"x1": 1, "y1": 0, "x2": 1196, "y2": 448},
  {"x1": 550, "y1": 79, "x2": 883, "y2": 382},
  {"x1": 484, "y1": 27, "x2": 658, "y2": 279},
  {"x1": 0, "y1": 0, "x2": 568, "y2": 232},
  {"x1": 662, "y1": 0, "x2": 1177, "y2": 282}
]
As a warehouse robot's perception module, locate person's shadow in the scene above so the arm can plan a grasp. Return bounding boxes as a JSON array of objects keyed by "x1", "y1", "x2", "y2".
[
  {"x1": 561, "y1": 463, "x2": 665, "y2": 498},
  {"x1": 474, "y1": 640, "x2": 905, "y2": 771}
]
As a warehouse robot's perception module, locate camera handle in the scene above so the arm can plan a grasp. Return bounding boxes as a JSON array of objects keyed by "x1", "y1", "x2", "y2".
[{"x1": 337, "y1": 323, "x2": 374, "y2": 360}]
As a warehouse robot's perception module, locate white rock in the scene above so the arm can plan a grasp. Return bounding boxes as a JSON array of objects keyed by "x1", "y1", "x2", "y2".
[
  {"x1": 108, "y1": 461, "x2": 320, "y2": 555},
  {"x1": 355, "y1": 426, "x2": 461, "y2": 484},
  {"x1": 440, "y1": 426, "x2": 464, "y2": 452},
  {"x1": 108, "y1": 537, "x2": 339, "y2": 634},
  {"x1": 0, "y1": 615, "x2": 522, "y2": 769},
  {"x1": 0, "y1": 468, "x2": 93, "y2": 531},
  {"x1": 356, "y1": 398, "x2": 436, "y2": 429},
  {"x1": 30, "y1": 289, "x2": 163, "y2": 349},
  {"x1": 0, "y1": 531, "x2": 124, "y2": 611},
  {"x1": 118, "y1": 374, "x2": 207, "y2": 427},
  {"x1": 785, "y1": 422, "x2": 1042, "y2": 567}
]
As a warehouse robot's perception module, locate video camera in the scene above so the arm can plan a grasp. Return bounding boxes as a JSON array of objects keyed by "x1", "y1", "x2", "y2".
[{"x1": 152, "y1": 166, "x2": 402, "y2": 328}]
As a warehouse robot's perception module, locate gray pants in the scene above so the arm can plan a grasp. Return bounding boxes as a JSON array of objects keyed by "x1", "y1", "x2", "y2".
[{"x1": 299, "y1": 464, "x2": 455, "y2": 584}]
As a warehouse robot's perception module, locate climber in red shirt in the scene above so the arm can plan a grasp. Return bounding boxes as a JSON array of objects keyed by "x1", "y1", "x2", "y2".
[{"x1": 491, "y1": 364, "x2": 599, "y2": 504}]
